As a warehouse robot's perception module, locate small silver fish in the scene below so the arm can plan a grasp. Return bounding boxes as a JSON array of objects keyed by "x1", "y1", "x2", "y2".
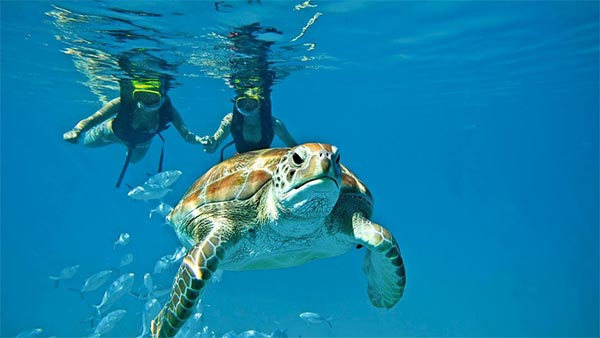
[
  {"x1": 79, "y1": 270, "x2": 113, "y2": 294},
  {"x1": 113, "y1": 233, "x2": 130, "y2": 249},
  {"x1": 237, "y1": 330, "x2": 271, "y2": 338},
  {"x1": 16, "y1": 328, "x2": 43, "y2": 338},
  {"x1": 144, "y1": 170, "x2": 182, "y2": 188},
  {"x1": 168, "y1": 246, "x2": 187, "y2": 263},
  {"x1": 299, "y1": 312, "x2": 332, "y2": 327},
  {"x1": 153, "y1": 246, "x2": 186, "y2": 275},
  {"x1": 119, "y1": 253, "x2": 134, "y2": 268},
  {"x1": 94, "y1": 273, "x2": 135, "y2": 316},
  {"x1": 127, "y1": 184, "x2": 172, "y2": 201},
  {"x1": 92, "y1": 309, "x2": 126, "y2": 337},
  {"x1": 143, "y1": 273, "x2": 153, "y2": 294},
  {"x1": 138, "y1": 298, "x2": 161, "y2": 338},
  {"x1": 49, "y1": 264, "x2": 80, "y2": 287},
  {"x1": 149, "y1": 201, "x2": 173, "y2": 220},
  {"x1": 153, "y1": 256, "x2": 171, "y2": 274}
]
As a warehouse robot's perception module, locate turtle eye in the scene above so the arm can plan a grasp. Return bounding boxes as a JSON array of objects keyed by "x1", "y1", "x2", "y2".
[{"x1": 291, "y1": 152, "x2": 304, "y2": 166}]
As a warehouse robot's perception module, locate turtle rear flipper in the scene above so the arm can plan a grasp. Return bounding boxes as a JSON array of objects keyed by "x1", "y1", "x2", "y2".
[
  {"x1": 151, "y1": 233, "x2": 225, "y2": 338},
  {"x1": 352, "y1": 213, "x2": 406, "y2": 308}
]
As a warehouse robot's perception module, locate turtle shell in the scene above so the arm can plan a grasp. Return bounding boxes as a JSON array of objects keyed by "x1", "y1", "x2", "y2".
[
  {"x1": 340, "y1": 164, "x2": 373, "y2": 205},
  {"x1": 173, "y1": 145, "x2": 374, "y2": 218},
  {"x1": 184, "y1": 148, "x2": 284, "y2": 204}
]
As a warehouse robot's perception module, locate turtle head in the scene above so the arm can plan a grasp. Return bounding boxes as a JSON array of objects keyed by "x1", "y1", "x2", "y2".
[{"x1": 272, "y1": 143, "x2": 342, "y2": 221}]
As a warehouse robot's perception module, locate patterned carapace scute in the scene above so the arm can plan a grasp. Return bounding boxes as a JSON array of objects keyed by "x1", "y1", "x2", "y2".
[
  {"x1": 183, "y1": 148, "x2": 285, "y2": 204},
  {"x1": 340, "y1": 165, "x2": 373, "y2": 203},
  {"x1": 175, "y1": 145, "x2": 374, "y2": 212}
]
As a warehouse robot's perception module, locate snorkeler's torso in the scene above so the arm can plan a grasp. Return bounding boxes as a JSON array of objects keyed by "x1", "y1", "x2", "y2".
[
  {"x1": 112, "y1": 97, "x2": 173, "y2": 146},
  {"x1": 131, "y1": 108, "x2": 160, "y2": 133},
  {"x1": 231, "y1": 103, "x2": 274, "y2": 153},
  {"x1": 242, "y1": 115, "x2": 262, "y2": 143}
]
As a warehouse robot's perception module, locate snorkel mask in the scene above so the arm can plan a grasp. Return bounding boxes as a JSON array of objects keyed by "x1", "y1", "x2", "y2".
[
  {"x1": 132, "y1": 79, "x2": 165, "y2": 111},
  {"x1": 235, "y1": 87, "x2": 262, "y2": 116}
]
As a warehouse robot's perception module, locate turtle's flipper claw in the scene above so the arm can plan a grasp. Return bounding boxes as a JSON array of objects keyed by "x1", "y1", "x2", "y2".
[
  {"x1": 352, "y1": 213, "x2": 406, "y2": 308},
  {"x1": 151, "y1": 235, "x2": 224, "y2": 338}
]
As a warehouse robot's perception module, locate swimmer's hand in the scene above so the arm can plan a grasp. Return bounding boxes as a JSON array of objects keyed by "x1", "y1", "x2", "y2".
[
  {"x1": 199, "y1": 136, "x2": 216, "y2": 153},
  {"x1": 63, "y1": 129, "x2": 80, "y2": 144}
]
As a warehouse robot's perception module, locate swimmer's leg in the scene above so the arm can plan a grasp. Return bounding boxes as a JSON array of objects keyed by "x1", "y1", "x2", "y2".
[{"x1": 83, "y1": 119, "x2": 120, "y2": 147}]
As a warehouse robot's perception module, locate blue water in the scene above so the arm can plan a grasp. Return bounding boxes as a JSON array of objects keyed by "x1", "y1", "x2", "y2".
[{"x1": 1, "y1": 1, "x2": 598, "y2": 337}]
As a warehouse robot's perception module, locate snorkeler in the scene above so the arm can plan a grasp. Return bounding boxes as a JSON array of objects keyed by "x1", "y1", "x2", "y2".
[
  {"x1": 63, "y1": 77, "x2": 205, "y2": 187},
  {"x1": 199, "y1": 23, "x2": 298, "y2": 159},
  {"x1": 200, "y1": 85, "x2": 297, "y2": 156}
]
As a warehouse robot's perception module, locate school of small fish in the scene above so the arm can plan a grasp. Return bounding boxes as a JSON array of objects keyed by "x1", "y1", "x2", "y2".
[{"x1": 35, "y1": 167, "x2": 332, "y2": 337}]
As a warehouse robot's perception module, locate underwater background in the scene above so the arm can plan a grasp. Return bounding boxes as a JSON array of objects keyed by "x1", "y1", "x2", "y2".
[{"x1": 1, "y1": 1, "x2": 598, "y2": 337}]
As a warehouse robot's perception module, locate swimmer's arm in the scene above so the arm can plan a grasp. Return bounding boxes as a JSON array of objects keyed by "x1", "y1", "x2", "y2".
[
  {"x1": 72, "y1": 98, "x2": 121, "y2": 133},
  {"x1": 209, "y1": 113, "x2": 233, "y2": 148},
  {"x1": 273, "y1": 116, "x2": 298, "y2": 147},
  {"x1": 199, "y1": 113, "x2": 232, "y2": 153},
  {"x1": 169, "y1": 105, "x2": 204, "y2": 144},
  {"x1": 63, "y1": 98, "x2": 120, "y2": 143}
]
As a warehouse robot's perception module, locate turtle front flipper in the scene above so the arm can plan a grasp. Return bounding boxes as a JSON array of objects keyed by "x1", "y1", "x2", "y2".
[
  {"x1": 352, "y1": 213, "x2": 406, "y2": 308},
  {"x1": 151, "y1": 234, "x2": 225, "y2": 337}
]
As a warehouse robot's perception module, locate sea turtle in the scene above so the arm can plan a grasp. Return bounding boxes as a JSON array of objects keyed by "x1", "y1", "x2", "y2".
[{"x1": 151, "y1": 143, "x2": 406, "y2": 337}]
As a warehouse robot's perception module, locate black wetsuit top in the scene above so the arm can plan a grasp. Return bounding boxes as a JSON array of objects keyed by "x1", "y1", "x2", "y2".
[
  {"x1": 112, "y1": 96, "x2": 173, "y2": 147},
  {"x1": 230, "y1": 96, "x2": 274, "y2": 153}
]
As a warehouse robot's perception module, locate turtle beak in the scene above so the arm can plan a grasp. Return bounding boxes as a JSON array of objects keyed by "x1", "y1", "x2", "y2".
[{"x1": 316, "y1": 148, "x2": 341, "y2": 186}]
